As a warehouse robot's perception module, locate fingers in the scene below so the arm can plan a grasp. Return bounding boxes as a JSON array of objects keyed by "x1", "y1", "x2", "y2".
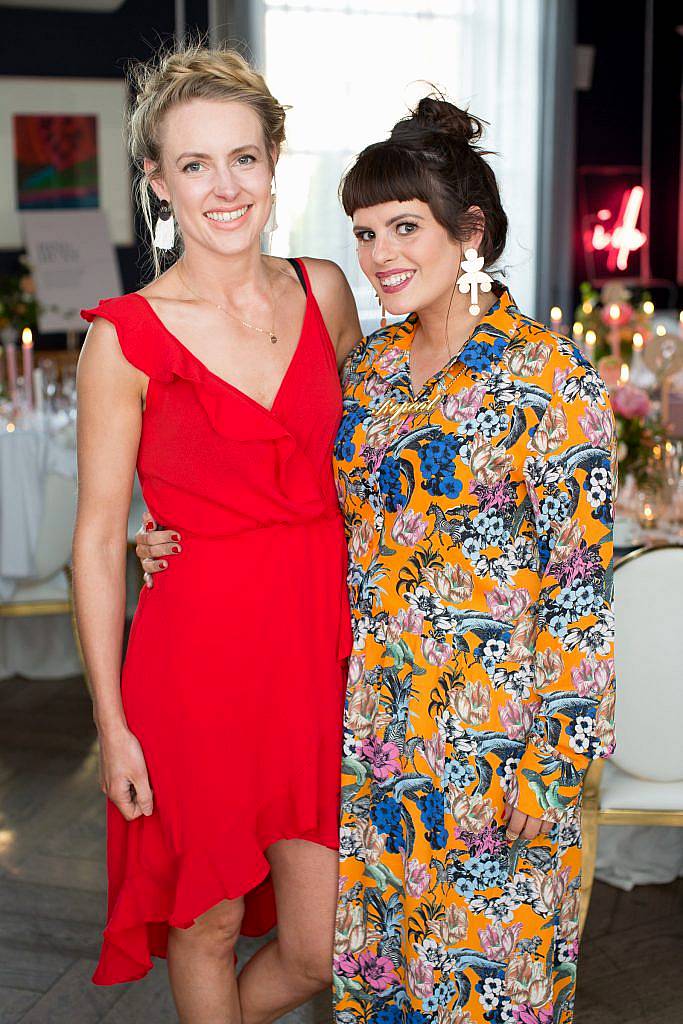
[
  {"x1": 136, "y1": 541, "x2": 181, "y2": 559},
  {"x1": 504, "y1": 804, "x2": 554, "y2": 842},
  {"x1": 106, "y1": 775, "x2": 154, "y2": 820},
  {"x1": 505, "y1": 808, "x2": 527, "y2": 842},
  {"x1": 140, "y1": 556, "x2": 168, "y2": 574},
  {"x1": 520, "y1": 815, "x2": 542, "y2": 841},
  {"x1": 133, "y1": 776, "x2": 154, "y2": 817},
  {"x1": 135, "y1": 531, "x2": 180, "y2": 552}
]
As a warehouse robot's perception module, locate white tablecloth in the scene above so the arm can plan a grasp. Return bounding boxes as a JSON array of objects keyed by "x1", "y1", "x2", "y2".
[{"x1": 0, "y1": 418, "x2": 145, "y2": 680}]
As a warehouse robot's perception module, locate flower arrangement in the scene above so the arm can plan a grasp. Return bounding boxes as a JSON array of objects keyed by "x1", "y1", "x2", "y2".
[
  {"x1": 573, "y1": 281, "x2": 676, "y2": 492},
  {"x1": 573, "y1": 281, "x2": 655, "y2": 363},
  {"x1": 0, "y1": 256, "x2": 39, "y2": 337},
  {"x1": 611, "y1": 383, "x2": 668, "y2": 489}
]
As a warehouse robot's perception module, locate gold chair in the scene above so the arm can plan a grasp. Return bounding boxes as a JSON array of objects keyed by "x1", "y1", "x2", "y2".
[
  {"x1": 0, "y1": 472, "x2": 84, "y2": 677},
  {"x1": 579, "y1": 544, "x2": 683, "y2": 935}
]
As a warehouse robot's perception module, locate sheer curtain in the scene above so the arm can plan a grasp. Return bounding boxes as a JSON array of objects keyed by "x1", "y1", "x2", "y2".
[{"x1": 257, "y1": 0, "x2": 544, "y2": 321}]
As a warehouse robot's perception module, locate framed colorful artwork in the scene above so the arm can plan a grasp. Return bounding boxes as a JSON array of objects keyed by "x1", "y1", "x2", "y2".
[{"x1": 0, "y1": 78, "x2": 132, "y2": 247}]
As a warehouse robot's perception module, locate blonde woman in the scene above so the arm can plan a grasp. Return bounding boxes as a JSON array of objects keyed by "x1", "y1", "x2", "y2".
[{"x1": 73, "y1": 45, "x2": 359, "y2": 1023}]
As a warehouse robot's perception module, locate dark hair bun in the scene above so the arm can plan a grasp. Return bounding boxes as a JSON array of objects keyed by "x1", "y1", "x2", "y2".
[
  {"x1": 389, "y1": 93, "x2": 485, "y2": 148},
  {"x1": 414, "y1": 96, "x2": 483, "y2": 144}
]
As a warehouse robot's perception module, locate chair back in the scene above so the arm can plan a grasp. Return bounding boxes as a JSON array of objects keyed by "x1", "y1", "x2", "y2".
[
  {"x1": 32, "y1": 472, "x2": 77, "y2": 580},
  {"x1": 613, "y1": 545, "x2": 683, "y2": 783}
]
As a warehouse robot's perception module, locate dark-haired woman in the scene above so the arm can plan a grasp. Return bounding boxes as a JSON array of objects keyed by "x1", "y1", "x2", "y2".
[
  {"x1": 138, "y1": 97, "x2": 616, "y2": 1024},
  {"x1": 330, "y1": 99, "x2": 616, "y2": 1024}
]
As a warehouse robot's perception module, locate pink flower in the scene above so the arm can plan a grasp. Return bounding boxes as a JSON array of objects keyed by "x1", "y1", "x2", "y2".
[
  {"x1": 365, "y1": 372, "x2": 390, "y2": 397},
  {"x1": 347, "y1": 654, "x2": 365, "y2": 686},
  {"x1": 349, "y1": 519, "x2": 373, "y2": 559},
  {"x1": 376, "y1": 346, "x2": 404, "y2": 373},
  {"x1": 357, "y1": 951, "x2": 399, "y2": 992},
  {"x1": 485, "y1": 586, "x2": 531, "y2": 620},
  {"x1": 404, "y1": 857, "x2": 431, "y2": 898},
  {"x1": 406, "y1": 956, "x2": 434, "y2": 999},
  {"x1": 392, "y1": 507, "x2": 429, "y2": 546},
  {"x1": 457, "y1": 822, "x2": 506, "y2": 857},
  {"x1": 421, "y1": 637, "x2": 452, "y2": 667},
  {"x1": 422, "y1": 733, "x2": 446, "y2": 775},
  {"x1": 404, "y1": 607, "x2": 425, "y2": 634},
  {"x1": 479, "y1": 921, "x2": 522, "y2": 960},
  {"x1": 500, "y1": 700, "x2": 537, "y2": 741},
  {"x1": 571, "y1": 656, "x2": 614, "y2": 697},
  {"x1": 552, "y1": 366, "x2": 571, "y2": 392},
  {"x1": 334, "y1": 953, "x2": 359, "y2": 977},
  {"x1": 612, "y1": 383, "x2": 651, "y2": 420},
  {"x1": 513, "y1": 1005, "x2": 553, "y2": 1024},
  {"x1": 441, "y1": 383, "x2": 486, "y2": 421},
  {"x1": 359, "y1": 735, "x2": 401, "y2": 780},
  {"x1": 579, "y1": 405, "x2": 613, "y2": 448}
]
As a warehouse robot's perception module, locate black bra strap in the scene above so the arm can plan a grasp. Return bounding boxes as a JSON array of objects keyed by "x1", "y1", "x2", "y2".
[{"x1": 286, "y1": 257, "x2": 308, "y2": 295}]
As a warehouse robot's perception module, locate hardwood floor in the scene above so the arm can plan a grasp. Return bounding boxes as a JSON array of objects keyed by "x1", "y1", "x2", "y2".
[{"x1": 0, "y1": 675, "x2": 680, "y2": 1023}]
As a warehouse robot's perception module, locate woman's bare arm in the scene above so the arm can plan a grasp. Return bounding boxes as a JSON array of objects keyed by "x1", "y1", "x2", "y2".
[
  {"x1": 73, "y1": 318, "x2": 153, "y2": 819},
  {"x1": 302, "y1": 258, "x2": 363, "y2": 368}
]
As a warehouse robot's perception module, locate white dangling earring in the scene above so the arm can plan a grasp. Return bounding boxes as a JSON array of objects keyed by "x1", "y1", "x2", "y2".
[
  {"x1": 263, "y1": 192, "x2": 278, "y2": 235},
  {"x1": 456, "y1": 246, "x2": 493, "y2": 315},
  {"x1": 154, "y1": 200, "x2": 175, "y2": 251}
]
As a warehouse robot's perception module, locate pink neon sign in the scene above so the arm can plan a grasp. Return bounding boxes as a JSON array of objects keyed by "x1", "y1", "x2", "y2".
[{"x1": 587, "y1": 186, "x2": 647, "y2": 272}]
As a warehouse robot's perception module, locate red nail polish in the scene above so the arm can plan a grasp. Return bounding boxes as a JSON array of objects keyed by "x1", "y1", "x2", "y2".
[
  {"x1": 172, "y1": 533, "x2": 181, "y2": 542},
  {"x1": 145, "y1": 521, "x2": 155, "y2": 532},
  {"x1": 172, "y1": 546, "x2": 181, "y2": 553},
  {"x1": 160, "y1": 561, "x2": 167, "y2": 569}
]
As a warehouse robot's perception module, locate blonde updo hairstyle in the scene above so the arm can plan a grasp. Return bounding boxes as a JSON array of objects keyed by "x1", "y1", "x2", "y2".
[{"x1": 128, "y1": 44, "x2": 287, "y2": 276}]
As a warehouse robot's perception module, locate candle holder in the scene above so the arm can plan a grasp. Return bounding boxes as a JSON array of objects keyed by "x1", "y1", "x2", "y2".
[{"x1": 636, "y1": 490, "x2": 659, "y2": 530}]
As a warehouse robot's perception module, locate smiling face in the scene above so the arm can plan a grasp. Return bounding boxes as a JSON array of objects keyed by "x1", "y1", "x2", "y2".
[
  {"x1": 146, "y1": 98, "x2": 274, "y2": 258},
  {"x1": 353, "y1": 199, "x2": 483, "y2": 318}
]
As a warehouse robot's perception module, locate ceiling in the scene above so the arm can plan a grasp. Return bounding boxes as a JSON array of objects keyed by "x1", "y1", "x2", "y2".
[{"x1": 0, "y1": 1, "x2": 126, "y2": 10}]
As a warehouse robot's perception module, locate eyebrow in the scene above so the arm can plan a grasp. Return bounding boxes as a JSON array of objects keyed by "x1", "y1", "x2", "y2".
[
  {"x1": 353, "y1": 212, "x2": 425, "y2": 230},
  {"x1": 175, "y1": 145, "x2": 260, "y2": 164}
]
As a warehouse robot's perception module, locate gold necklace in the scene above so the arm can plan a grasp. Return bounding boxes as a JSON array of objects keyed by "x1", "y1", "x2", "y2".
[{"x1": 177, "y1": 262, "x2": 278, "y2": 344}]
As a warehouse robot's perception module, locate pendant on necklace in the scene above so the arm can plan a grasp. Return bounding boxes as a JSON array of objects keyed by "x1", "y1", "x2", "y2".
[{"x1": 269, "y1": 333, "x2": 278, "y2": 345}]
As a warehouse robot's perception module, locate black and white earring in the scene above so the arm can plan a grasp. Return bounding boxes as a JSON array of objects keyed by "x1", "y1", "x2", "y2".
[
  {"x1": 154, "y1": 200, "x2": 175, "y2": 251},
  {"x1": 456, "y1": 246, "x2": 492, "y2": 315}
]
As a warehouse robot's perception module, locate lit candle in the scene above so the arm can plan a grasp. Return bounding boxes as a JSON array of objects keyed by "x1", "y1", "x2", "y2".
[
  {"x1": 585, "y1": 329, "x2": 597, "y2": 363},
  {"x1": 642, "y1": 300, "x2": 654, "y2": 316},
  {"x1": 572, "y1": 321, "x2": 584, "y2": 340},
  {"x1": 608, "y1": 303, "x2": 621, "y2": 358},
  {"x1": 629, "y1": 331, "x2": 653, "y2": 390},
  {"x1": 3, "y1": 336, "x2": 18, "y2": 402},
  {"x1": 21, "y1": 327, "x2": 33, "y2": 409},
  {"x1": 655, "y1": 324, "x2": 666, "y2": 337},
  {"x1": 619, "y1": 363, "x2": 630, "y2": 384},
  {"x1": 582, "y1": 300, "x2": 593, "y2": 315},
  {"x1": 638, "y1": 501, "x2": 657, "y2": 529},
  {"x1": 550, "y1": 306, "x2": 562, "y2": 332}
]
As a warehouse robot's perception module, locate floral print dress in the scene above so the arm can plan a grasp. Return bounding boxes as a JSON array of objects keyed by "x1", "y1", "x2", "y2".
[{"x1": 332, "y1": 287, "x2": 616, "y2": 1024}]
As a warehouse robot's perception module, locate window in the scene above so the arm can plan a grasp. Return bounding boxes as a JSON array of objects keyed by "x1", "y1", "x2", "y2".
[{"x1": 260, "y1": 0, "x2": 543, "y2": 324}]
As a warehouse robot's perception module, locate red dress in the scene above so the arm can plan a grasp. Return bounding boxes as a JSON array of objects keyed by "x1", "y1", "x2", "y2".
[{"x1": 81, "y1": 259, "x2": 351, "y2": 985}]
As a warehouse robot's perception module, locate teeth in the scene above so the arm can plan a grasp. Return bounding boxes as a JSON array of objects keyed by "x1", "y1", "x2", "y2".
[
  {"x1": 382, "y1": 272, "x2": 413, "y2": 287},
  {"x1": 205, "y1": 206, "x2": 249, "y2": 222}
]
